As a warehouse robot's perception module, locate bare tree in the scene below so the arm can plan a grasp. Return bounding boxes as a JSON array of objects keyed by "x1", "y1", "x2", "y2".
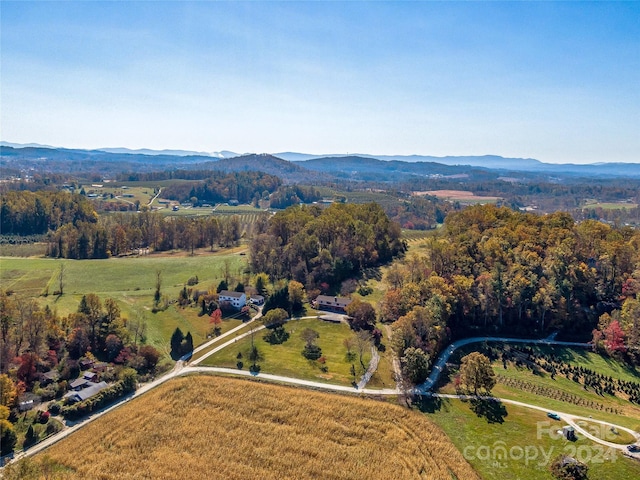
[
  {"x1": 58, "y1": 263, "x2": 65, "y2": 295},
  {"x1": 154, "y1": 270, "x2": 162, "y2": 306},
  {"x1": 354, "y1": 330, "x2": 372, "y2": 372}
]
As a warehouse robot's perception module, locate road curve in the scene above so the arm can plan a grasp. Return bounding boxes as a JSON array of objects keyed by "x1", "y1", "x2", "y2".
[
  {"x1": 5, "y1": 333, "x2": 632, "y2": 468},
  {"x1": 419, "y1": 336, "x2": 591, "y2": 392}
]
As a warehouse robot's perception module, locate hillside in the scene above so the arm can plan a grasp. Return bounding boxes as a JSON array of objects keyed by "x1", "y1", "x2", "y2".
[
  {"x1": 300, "y1": 155, "x2": 486, "y2": 181},
  {"x1": 197, "y1": 153, "x2": 323, "y2": 182},
  {"x1": 32, "y1": 375, "x2": 479, "y2": 480}
]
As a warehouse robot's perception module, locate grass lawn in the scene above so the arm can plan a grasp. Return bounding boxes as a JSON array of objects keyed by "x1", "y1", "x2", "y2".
[
  {"x1": 0, "y1": 253, "x2": 248, "y2": 356},
  {"x1": 424, "y1": 396, "x2": 640, "y2": 480},
  {"x1": 202, "y1": 317, "x2": 372, "y2": 386}
]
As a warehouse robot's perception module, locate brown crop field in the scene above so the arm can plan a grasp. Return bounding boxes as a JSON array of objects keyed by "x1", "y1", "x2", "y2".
[
  {"x1": 413, "y1": 190, "x2": 501, "y2": 204},
  {"x1": 35, "y1": 375, "x2": 479, "y2": 480}
]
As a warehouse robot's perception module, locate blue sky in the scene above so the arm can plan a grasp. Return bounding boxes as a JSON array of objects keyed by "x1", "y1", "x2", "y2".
[{"x1": 1, "y1": 1, "x2": 638, "y2": 163}]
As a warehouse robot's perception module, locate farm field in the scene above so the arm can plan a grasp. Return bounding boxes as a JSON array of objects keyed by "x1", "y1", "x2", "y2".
[
  {"x1": 425, "y1": 396, "x2": 640, "y2": 480},
  {"x1": 202, "y1": 317, "x2": 375, "y2": 386},
  {"x1": 0, "y1": 253, "x2": 248, "y2": 355},
  {"x1": 582, "y1": 200, "x2": 639, "y2": 210},
  {"x1": 29, "y1": 375, "x2": 479, "y2": 480},
  {"x1": 413, "y1": 190, "x2": 501, "y2": 204}
]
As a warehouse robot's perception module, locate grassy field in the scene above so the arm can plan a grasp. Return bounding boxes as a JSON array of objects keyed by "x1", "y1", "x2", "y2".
[
  {"x1": 425, "y1": 396, "x2": 640, "y2": 480},
  {"x1": 0, "y1": 253, "x2": 248, "y2": 355},
  {"x1": 442, "y1": 345, "x2": 640, "y2": 432},
  {"x1": 31, "y1": 375, "x2": 479, "y2": 480},
  {"x1": 582, "y1": 200, "x2": 638, "y2": 210},
  {"x1": 202, "y1": 317, "x2": 373, "y2": 386}
]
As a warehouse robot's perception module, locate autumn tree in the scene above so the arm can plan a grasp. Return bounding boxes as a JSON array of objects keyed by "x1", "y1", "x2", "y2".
[
  {"x1": 301, "y1": 328, "x2": 321, "y2": 360},
  {"x1": 261, "y1": 308, "x2": 288, "y2": 328},
  {"x1": 345, "y1": 299, "x2": 376, "y2": 331},
  {"x1": 288, "y1": 280, "x2": 305, "y2": 312},
  {"x1": 604, "y1": 320, "x2": 626, "y2": 354},
  {"x1": 459, "y1": 352, "x2": 496, "y2": 395},
  {"x1": 401, "y1": 347, "x2": 430, "y2": 386},
  {"x1": 0, "y1": 374, "x2": 18, "y2": 407}
]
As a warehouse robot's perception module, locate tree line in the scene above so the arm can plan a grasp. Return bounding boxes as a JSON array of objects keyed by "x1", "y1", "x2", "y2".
[{"x1": 46, "y1": 211, "x2": 248, "y2": 258}]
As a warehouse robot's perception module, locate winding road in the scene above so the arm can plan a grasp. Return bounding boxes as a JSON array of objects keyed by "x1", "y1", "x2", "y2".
[{"x1": 4, "y1": 328, "x2": 639, "y2": 467}]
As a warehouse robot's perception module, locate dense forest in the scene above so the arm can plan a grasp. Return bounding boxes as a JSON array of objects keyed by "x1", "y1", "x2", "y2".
[
  {"x1": 159, "y1": 171, "x2": 281, "y2": 205},
  {"x1": 268, "y1": 185, "x2": 322, "y2": 209},
  {"x1": 0, "y1": 191, "x2": 97, "y2": 236},
  {"x1": 385, "y1": 205, "x2": 640, "y2": 377},
  {"x1": 250, "y1": 202, "x2": 405, "y2": 292}
]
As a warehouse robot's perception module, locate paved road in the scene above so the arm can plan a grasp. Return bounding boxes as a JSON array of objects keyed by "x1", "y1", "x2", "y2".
[
  {"x1": 185, "y1": 366, "x2": 398, "y2": 395},
  {"x1": 356, "y1": 346, "x2": 380, "y2": 389},
  {"x1": 434, "y1": 393, "x2": 640, "y2": 459},
  {"x1": 7, "y1": 332, "x2": 637, "y2": 468},
  {"x1": 419, "y1": 335, "x2": 591, "y2": 392}
]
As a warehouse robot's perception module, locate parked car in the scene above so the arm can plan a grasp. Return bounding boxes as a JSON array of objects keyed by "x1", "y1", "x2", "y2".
[
  {"x1": 547, "y1": 412, "x2": 561, "y2": 420},
  {"x1": 627, "y1": 445, "x2": 640, "y2": 453}
]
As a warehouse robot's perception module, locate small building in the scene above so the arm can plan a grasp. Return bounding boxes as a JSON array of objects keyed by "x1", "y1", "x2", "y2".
[
  {"x1": 79, "y1": 358, "x2": 95, "y2": 370},
  {"x1": 249, "y1": 295, "x2": 264, "y2": 306},
  {"x1": 93, "y1": 362, "x2": 109, "y2": 372},
  {"x1": 64, "y1": 381, "x2": 109, "y2": 404},
  {"x1": 69, "y1": 371, "x2": 100, "y2": 391},
  {"x1": 314, "y1": 295, "x2": 353, "y2": 313},
  {"x1": 18, "y1": 393, "x2": 41, "y2": 412},
  {"x1": 218, "y1": 290, "x2": 247, "y2": 309},
  {"x1": 40, "y1": 370, "x2": 60, "y2": 386},
  {"x1": 562, "y1": 426, "x2": 577, "y2": 441}
]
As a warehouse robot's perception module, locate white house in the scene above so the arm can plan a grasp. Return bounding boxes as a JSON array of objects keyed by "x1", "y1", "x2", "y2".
[{"x1": 218, "y1": 290, "x2": 246, "y2": 309}]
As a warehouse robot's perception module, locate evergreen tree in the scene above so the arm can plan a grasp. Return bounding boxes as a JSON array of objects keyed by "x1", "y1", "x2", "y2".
[
  {"x1": 183, "y1": 331, "x2": 194, "y2": 355},
  {"x1": 217, "y1": 280, "x2": 228, "y2": 293},
  {"x1": 170, "y1": 327, "x2": 184, "y2": 360}
]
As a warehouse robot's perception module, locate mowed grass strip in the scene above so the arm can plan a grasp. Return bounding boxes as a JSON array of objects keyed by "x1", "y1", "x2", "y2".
[
  {"x1": 37, "y1": 375, "x2": 480, "y2": 480},
  {"x1": 426, "y1": 397, "x2": 640, "y2": 480}
]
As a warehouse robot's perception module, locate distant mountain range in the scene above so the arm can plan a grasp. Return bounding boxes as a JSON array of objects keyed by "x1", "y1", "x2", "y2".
[{"x1": 1, "y1": 142, "x2": 639, "y2": 178}]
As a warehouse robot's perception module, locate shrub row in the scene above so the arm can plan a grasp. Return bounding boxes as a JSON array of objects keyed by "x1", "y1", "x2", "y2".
[{"x1": 61, "y1": 380, "x2": 134, "y2": 420}]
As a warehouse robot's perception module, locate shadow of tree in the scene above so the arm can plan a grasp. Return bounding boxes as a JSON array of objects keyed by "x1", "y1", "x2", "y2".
[
  {"x1": 415, "y1": 394, "x2": 445, "y2": 414},
  {"x1": 469, "y1": 398, "x2": 508, "y2": 424}
]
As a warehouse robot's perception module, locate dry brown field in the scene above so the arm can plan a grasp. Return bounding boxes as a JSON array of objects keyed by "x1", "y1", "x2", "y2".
[
  {"x1": 35, "y1": 375, "x2": 479, "y2": 480},
  {"x1": 413, "y1": 190, "x2": 501, "y2": 203}
]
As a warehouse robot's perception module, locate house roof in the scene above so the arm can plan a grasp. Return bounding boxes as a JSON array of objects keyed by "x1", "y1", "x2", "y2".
[
  {"x1": 316, "y1": 295, "x2": 352, "y2": 307},
  {"x1": 70, "y1": 378, "x2": 89, "y2": 389},
  {"x1": 219, "y1": 290, "x2": 245, "y2": 298},
  {"x1": 64, "y1": 381, "x2": 109, "y2": 402},
  {"x1": 43, "y1": 370, "x2": 60, "y2": 381}
]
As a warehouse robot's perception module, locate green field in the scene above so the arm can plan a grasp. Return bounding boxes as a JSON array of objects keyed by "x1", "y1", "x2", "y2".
[
  {"x1": 582, "y1": 200, "x2": 638, "y2": 210},
  {"x1": 202, "y1": 317, "x2": 373, "y2": 386},
  {"x1": 425, "y1": 397, "x2": 640, "y2": 480},
  {"x1": 442, "y1": 345, "x2": 640, "y2": 431},
  {"x1": 0, "y1": 253, "x2": 248, "y2": 355}
]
